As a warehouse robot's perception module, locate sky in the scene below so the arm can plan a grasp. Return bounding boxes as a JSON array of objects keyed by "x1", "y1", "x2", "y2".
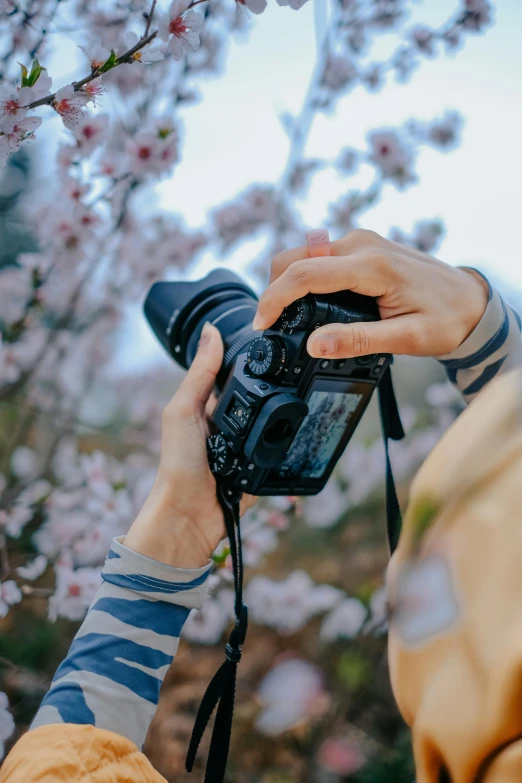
[{"x1": 154, "y1": 0, "x2": 522, "y2": 284}]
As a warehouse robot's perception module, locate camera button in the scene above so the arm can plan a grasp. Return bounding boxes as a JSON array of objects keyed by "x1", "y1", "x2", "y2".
[
  {"x1": 259, "y1": 383, "x2": 269, "y2": 390},
  {"x1": 334, "y1": 359, "x2": 346, "y2": 370},
  {"x1": 320, "y1": 360, "x2": 329, "y2": 369}
]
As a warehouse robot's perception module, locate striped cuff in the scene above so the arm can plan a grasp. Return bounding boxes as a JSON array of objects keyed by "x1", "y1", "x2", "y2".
[
  {"x1": 31, "y1": 538, "x2": 212, "y2": 749},
  {"x1": 437, "y1": 271, "x2": 522, "y2": 403}
]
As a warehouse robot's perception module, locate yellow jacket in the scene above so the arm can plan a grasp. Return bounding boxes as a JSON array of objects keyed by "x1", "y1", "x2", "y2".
[
  {"x1": 0, "y1": 723, "x2": 166, "y2": 782},
  {"x1": 3, "y1": 370, "x2": 522, "y2": 782}
]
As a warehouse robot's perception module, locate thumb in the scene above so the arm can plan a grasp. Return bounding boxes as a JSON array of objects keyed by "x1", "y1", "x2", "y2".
[
  {"x1": 307, "y1": 315, "x2": 423, "y2": 359},
  {"x1": 175, "y1": 322, "x2": 224, "y2": 414}
]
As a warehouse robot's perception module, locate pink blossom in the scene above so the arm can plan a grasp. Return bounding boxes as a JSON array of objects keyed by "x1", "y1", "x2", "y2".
[
  {"x1": 362, "y1": 63, "x2": 383, "y2": 90},
  {"x1": 410, "y1": 24, "x2": 435, "y2": 56},
  {"x1": 158, "y1": 0, "x2": 204, "y2": 60},
  {"x1": 81, "y1": 78, "x2": 105, "y2": 106},
  {"x1": 52, "y1": 85, "x2": 89, "y2": 130},
  {"x1": 322, "y1": 55, "x2": 358, "y2": 91},
  {"x1": 462, "y1": 0, "x2": 492, "y2": 31},
  {"x1": 125, "y1": 128, "x2": 179, "y2": 176},
  {"x1": 73, "y1": 113, "x2": 109, "y2": 155},
  {"x1": 368, "y1": 128, "x2": 416, "y2": 187},
  {"x1": 317, "y1": 738, "x2": 365, "y2": 776},
  {"x1": 427, "y1": 111, "x2": 462, "y2": 149}
]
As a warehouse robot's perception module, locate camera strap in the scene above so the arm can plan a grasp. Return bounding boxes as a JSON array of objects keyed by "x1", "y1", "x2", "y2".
[
  {"x1": 185, "y1": 482, "x2": 247, "y2": 783},
  {"x1": 378, "y1": 365, "x2": 405, "y2": 553},
  {"x1": 186, "y1": 366, "x2": 403, "y2": 783}
]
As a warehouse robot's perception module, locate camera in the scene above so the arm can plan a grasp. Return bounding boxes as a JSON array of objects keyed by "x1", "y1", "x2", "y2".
[{"x1": 144, "y1": 269, "x2": 392, "y2": 496}]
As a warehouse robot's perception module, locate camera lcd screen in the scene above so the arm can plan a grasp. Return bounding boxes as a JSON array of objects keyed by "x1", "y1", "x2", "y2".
[{"x1": 277, "y1": 389, "x2": 364, "y2": 480}]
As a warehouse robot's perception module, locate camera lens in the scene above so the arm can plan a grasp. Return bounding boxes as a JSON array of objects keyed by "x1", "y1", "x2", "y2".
[{"x1": 144, "y1": 269, "x2": 259, "y2": 389}]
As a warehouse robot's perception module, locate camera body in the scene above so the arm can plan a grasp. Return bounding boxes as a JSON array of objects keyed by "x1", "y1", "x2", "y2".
[
  {"x1": 144, "y1": 269, "x2": 392, "y2": 496},
  {"x1": 207, "y1": 292, "x2": 391, "y2": 495}
]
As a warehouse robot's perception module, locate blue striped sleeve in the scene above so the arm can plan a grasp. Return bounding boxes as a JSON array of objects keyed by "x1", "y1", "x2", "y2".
[
  {"x1": 30, "y1": 537, "x2": 212, "y2": 749},
  {"x1": 437, "y1": 271, "x2": 522, "y2": 403}
]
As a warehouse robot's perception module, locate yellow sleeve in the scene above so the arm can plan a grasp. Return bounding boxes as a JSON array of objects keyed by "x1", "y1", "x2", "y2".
[
  {"x1": 387, "y1": 368, "x2": 522, "y2": 783},
  {"x1": 0, "y1": 724, "x2": 168, "y2": 783}
]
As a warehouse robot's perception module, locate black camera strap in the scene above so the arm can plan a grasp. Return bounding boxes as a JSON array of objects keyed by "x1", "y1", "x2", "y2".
[
  {"x1": 186, "y1": 366, "x2": 403, "y2": 783},
  {"x1": 185, "y1": 482, "x2": 247, "y2": 783},
  {"x1": 378, "y1": 365, "x2": 405, "y2": 553}
]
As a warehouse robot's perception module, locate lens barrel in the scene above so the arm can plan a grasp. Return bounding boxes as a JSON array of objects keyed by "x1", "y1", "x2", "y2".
[{"x1": 144, "y1": 269, "x2": 259, "y2": 386}]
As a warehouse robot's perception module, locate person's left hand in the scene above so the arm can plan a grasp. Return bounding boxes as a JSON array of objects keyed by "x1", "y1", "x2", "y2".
[{"x1": 124, "y1": 322, "x2": 256, "y2": 569}]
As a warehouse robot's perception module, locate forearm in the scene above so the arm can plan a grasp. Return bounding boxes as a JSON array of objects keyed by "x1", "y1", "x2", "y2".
[
  {"x1": 437, "y1": 270, "x2": 522, "y2": 402},
  {"x1": 31, "y1": 536, "x2": 211, "y2": 750}
]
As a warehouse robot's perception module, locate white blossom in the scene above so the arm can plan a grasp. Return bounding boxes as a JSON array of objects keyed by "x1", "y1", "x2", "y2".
[
  {"x1": 52, "y1": 85, "x2": 89, "y2": 130},
  {"x1": 246, "y1": 571, "x2": 343, "y2": 634},
  {"x1": 303, "y1": 482, "x2": 348, "y2": 528},
  {"x1": 73, "y1": 113, "x2": 109, "y2": 155},
  {"x1": 124, "y1": 31, "x2": 164, "y2": 64},
  {"x1": 275, "y1": 0, "x2": 309, "y2": 9},
  {"x1": 0, "y1": 580, "x2": 22, "y2": 618},
  {"x1": 48, "y1": 564, "x2": 102, "y2": 621},
  {"x1": 158, "y1": 1, "x2": 204, "y2": 60},
  {"x1": 10, "y1": 446, "x2": 39, "y2": 482},
  {"x1": 17, "y1": 555, "x2": 48, "y2": 581},
  {"x1": 182, "y1": 598, "x2": 230, "y2": 645},
  {"x1": 79, "y1": 42, "x2": 112, "y2": 70},
  {"x1": 256, "y1": 659, "x2": 326, "y2": 735},
  {"x1": 238, "y1": 0, "x2": 268, "y2": 12},
  {"x1": 320, "y1": 598, "x2": 367, "y2": 641}
]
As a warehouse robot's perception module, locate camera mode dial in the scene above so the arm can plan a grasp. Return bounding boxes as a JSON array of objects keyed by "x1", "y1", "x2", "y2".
[
  {"x1": 246, "y1": 336, "x2": 286, "y2": 377},
  {"x1": 207, "y1": 434, "x2": 239, "y2": 476},
  {"x1": 280, "y1": 298, "x2": 313, "y2": 331}
]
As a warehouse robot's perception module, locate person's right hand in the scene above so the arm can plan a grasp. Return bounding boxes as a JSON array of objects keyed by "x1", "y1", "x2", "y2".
[{"x1": 252, "y1": 229, "x2": 489, "y2": 360}]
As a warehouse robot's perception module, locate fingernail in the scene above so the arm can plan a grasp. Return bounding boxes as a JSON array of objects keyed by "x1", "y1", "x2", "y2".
[
  {"x1": 305, "y1": 228, "x2": 331, "y2": 257},
  {"x1": 198, "y1": 321, "x2": 212, "y2": 350},
  {"x1": 252, "y1": 314, "x2": 262, "y2": 331},
  {"x1": 308, "y1": 332, "x2": 336, "y2": 357}
]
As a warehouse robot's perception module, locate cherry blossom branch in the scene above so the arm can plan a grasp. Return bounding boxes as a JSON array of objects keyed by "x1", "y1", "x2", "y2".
[
  {"x1": 24, "y1": 29, "x2": 160, "y2": 110},
  {"x1": 143, "y1": 0, "x2": 157, "y2": 37},
  {"x1": 23, "y1": 0, "x2": 209, "y2": 112}
]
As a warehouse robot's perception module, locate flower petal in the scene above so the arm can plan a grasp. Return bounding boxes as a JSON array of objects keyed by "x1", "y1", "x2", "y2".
[{"x1": 169, "y1": 36, "x2": 184, "y2": 60}]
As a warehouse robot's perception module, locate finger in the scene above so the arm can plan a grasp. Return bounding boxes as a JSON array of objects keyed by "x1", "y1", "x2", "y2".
[
  {"x1": 254, "y1": 251, "x2": 392, "y2": 331},
  {"x1": 268, "y1": 228, "x2": 385, "y2": 284},
  {"x1": 205, "y1": 391, "x2": 219, "y2": 419},
  {"x1": 307, "y1": 314, "x2": 425, "y2": 359},
  {"x1": 239, "y1": 494, "x2": 258, "y2": 516},
  {"x1": 174, "y1": 323, "x2": 224, "y2": 416}
]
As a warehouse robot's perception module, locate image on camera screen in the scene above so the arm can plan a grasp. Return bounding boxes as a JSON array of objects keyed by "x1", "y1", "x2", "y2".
[{"x1": 277, "y1": 390, "x2": 363, "y2": 480}]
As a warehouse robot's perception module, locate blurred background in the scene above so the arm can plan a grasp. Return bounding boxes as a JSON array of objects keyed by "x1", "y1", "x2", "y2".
[{"x1": 0, "y1": 0, "x2": 520, "y2": 779}]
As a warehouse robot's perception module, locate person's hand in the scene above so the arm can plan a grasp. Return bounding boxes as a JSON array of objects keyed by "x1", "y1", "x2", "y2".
[
  {"x1": 124, "y1": 322, "x2": 256, "y2": 569},
  {"x1": 252, "y1": 229, "x2": 489, "y2": 360}
]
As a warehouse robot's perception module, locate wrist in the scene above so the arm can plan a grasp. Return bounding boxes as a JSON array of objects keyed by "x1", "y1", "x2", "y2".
[
  {"x1": 457, "y1": 267, "x2": 489, "y2": 344},
  {"x1": 124, "y1": 486, "x2": 218, "y2": 569}
]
